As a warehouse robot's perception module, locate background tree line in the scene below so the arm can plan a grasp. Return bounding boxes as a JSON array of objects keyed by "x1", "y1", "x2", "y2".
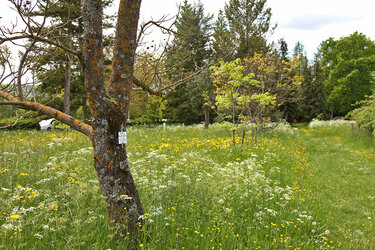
[{"x1": 1, "y1": 0, "x2": 375, "y2": 130}]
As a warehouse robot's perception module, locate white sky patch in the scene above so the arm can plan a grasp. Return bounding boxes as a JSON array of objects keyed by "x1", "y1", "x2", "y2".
[{"x1": 283, "y1": 14, "x2": 360, "y2": 31}]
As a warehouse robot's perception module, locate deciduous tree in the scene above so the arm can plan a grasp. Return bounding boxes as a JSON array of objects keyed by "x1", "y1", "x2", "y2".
[
  {"x1": 0, "y1": 0, "x2": 152, "y2": 236},
  {"x1": 321, "y1": 32, "x2": 375, "y2": 116}
]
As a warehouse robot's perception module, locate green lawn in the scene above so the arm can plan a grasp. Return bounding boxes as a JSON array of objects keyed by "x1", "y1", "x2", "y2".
[
  {"x1": 299, "y1": 124, "x2": 375, "y2": 248},
  {"x1": 0, "y1": 122, "x2": 374, "y2": 249}
]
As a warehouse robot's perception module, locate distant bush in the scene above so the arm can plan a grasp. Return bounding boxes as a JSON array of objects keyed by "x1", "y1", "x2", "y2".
[
  {"x1": 54, "y1": 120, "x2": 71, "y2": 131},
  {"x1": 349, "y1": 93, "x2": 375, "y2": 137},
  {"x1": 0, "y1": 112, "x2": 48, "y2": 130}
]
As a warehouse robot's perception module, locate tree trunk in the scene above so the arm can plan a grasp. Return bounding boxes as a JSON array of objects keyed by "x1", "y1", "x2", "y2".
[
  {"x1": 368, "y1": 127, "x2": 373, "y2": 141},
  {"x1": 82, "y1": 0, "x2": 144, "y2": 236},
  {"x1": 17, "y1": 40, "x2": 37, "y2": 101},
  {"x1": 241, "y1": 129, "x2": 246, "y2": 154},
  {"x1": 81, "y1": 97, "x2": 87, "y2": 123},
  {"x1": 64, "y1": 57, "x2": 72, "y2": 114},
  {"x1": 204, "y1": 105, "x2": 209, "y2": 129},
  {"x1": 92, "y1": 129, "x2": 144, "y2": 235},
  {"x1": 232, "y1": 129, "x2": 236, "y2": 151},
  {"x1": 63, "y1": 27, "x2": 73, "y2": 115},
  {"x1": 82, "y1": 104, "x2": 87, "y2": 123},
  {"x1": 1, "y1": 0, "x2": 145, "y2": 239}
]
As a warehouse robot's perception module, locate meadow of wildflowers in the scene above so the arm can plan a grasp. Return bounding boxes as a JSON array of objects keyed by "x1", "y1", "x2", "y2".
[{"x1": 0, "y1": 122, "x2": 373, "y2": 249}]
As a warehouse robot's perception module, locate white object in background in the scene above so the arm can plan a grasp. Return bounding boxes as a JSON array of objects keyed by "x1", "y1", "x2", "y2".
[{"x1": 39, "y1": 118, "x2": 55, "y2": 130}]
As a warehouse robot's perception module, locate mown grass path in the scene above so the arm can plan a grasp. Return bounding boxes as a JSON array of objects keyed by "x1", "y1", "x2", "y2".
[{"x1": 299, "y1": 126, "x2": 375, "y2": 248}]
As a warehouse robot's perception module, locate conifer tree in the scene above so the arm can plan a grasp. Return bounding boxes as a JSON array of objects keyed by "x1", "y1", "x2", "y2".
[
  {"x1": 164, "y1": 0, "x2": 214, "y2": 124},
  {"x1": 224, "y1": 0, "x2": 274, "y2": 58},
  {"x1": 212, "y1": 10, "x2": 235, "y2": 61}
]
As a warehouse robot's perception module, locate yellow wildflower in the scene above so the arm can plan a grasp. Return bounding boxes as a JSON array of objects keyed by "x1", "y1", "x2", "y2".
[{"x1": 10, "y1": 215, "x2": 20, "y2": 220}]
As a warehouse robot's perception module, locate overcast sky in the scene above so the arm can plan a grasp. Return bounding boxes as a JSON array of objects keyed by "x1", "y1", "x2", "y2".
[
  {"x1": 1, "y1": 0, "x2": 374, "y2": 59},
  {"x1": 139, "y1": 0, "x2": 375, "y2": 59}
]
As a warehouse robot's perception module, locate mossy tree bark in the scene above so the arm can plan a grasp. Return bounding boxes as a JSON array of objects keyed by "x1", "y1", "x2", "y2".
[
  {"x1": 82, "y1": 0, "x2": 144, "y2": 234},
  {"x1": 1, "y1": 0, "x2": 145, "y2": 236}
]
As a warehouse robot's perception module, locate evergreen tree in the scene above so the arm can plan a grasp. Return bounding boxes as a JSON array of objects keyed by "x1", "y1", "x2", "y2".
[
  {"x1": 224, "y1": 0, "x2": 274, "y2": 58},
  {"x1": 304, "y1": 52, "x2": 327, "y2": 120},
  {"x1": 278, "y1": 38, "x2": 289, "y2": 62},
  {"x1": 164, "y1": 0, "x2": 214, "y2": 124},
  {"x1": 33, "y1": 0, "x2": 113, "y2": 118},
  {"x1": 212, "y1": 10, "x2": 235, "y2": 61},
  {"x1": 286, "y1": 43, "x2": 328, "y2": 121}
]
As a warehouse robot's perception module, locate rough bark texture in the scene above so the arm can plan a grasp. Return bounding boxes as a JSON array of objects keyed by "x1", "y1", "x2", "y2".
[
  {"x1": 82, "y1": 0, "x2": 144, "y2": 234},
  {"x1": 0, "y1": 0, "x2": 144, "y2": 236}
]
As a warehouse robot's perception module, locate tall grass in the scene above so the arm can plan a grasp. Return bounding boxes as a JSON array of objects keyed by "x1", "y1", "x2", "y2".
[
  {"x1": 301, "y1": 121, "x2": 375, "y2": 248},
  {"x1": 1, "y1": 123, "x2": 371, "y2": 249}
]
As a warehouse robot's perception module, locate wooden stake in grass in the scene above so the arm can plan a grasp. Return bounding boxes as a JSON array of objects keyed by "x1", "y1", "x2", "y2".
[
  {"x1": 241, "y1": 129, "x2": 246, "y2": 154},
  {"x1": 232, "y1": 129, "x2": 236, "y2": 152}
]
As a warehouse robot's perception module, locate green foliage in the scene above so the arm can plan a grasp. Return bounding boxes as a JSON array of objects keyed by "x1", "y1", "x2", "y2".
[
  {"x1": 0, "y1": 105, "x2": 17, "y2": 119},
  {"x1": 321, "y1": 32, "x2": 375, "y2": 115},
  {"x1": 210, "y1": 58, "x2": 258, "y2": 124},
  {"x1": 212, "y1": 10, "x2": 236, "y2": 61},
  {"x1": 211, "y1": 54, "x2": 301, "y2": 126},
  {"x1": 32, "y1": 0, "x2": 114, "y2": 115},
  {"x1": 164, "y1": 1, "x2": 214, "y2": 124},
  {"x1": 286, "y1": 43, "x2": 327, "y2": 122},
  {"x1": 165, "y1": 0, "x2": 213, "y2": 76},
  {"x1": 224, "y1": 0, "x2": 273, "y2": 58},
  {"x1": 278, "y1": 38, "x2": 289, "y2": 62},
  {"x1": 349, "y1": 93, "x2": 375, "y2": 136},
  {"x1": 54, "y1": 120, "x2": 71, "y2": 131},
  {"x1": 142, "y1": 95, "x2": 168, "y2": 124},
  {"x1": 0, "y1": 112, "x2": 46, "y2": 130}
]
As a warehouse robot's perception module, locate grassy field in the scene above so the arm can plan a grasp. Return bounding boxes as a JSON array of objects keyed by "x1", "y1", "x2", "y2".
[{"x1": 0, "y1": 122, "x2": 374, "y2": 249}]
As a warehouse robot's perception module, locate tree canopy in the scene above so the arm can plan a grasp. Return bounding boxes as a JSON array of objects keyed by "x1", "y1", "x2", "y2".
[
  {"x1": 224, "y1": 0, "x2": 274, "y2": 58},
  {"x1": 321, "y1": 32, "x2": 375, "y2": 115}
]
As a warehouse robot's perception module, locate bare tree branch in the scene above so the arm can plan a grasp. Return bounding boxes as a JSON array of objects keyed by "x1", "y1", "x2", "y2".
[
  {"x1": 0, "y1": 34, "x2": 81, "y2": 57},
  {"x1": 0, "y1": 111, "x2": 30, "y2": 129},
  {"x1": 0, "y1": 90, "x2": 93, "y2": 137}
]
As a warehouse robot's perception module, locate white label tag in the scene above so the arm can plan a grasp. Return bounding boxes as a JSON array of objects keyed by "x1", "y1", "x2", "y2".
[{"x1": 118, "y1": 132, "x2": 127, "y2": 144}]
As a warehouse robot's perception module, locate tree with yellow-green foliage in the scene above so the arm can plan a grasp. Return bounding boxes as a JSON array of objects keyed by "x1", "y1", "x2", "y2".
[
  {"x1": 211, "y1": 53, "x2": 301, "y2": 147},
  {"x1": 211, "y1": 53, "x2": 302, "y2": 126}
]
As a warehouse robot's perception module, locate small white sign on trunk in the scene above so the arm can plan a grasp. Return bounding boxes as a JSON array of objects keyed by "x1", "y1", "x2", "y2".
[{"x1": 118, "y1": 131, "x2": 127, "y2": 144}]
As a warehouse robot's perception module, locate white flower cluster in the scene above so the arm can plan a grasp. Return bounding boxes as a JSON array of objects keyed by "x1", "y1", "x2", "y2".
[{"x1": 309, "y1": 118, "x2": 355, "y2": 128}]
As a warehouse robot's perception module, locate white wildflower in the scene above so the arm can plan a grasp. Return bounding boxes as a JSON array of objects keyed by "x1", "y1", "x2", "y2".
[{"x1": 34, "y1": 233, "x2": 43, "y2": 239}]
